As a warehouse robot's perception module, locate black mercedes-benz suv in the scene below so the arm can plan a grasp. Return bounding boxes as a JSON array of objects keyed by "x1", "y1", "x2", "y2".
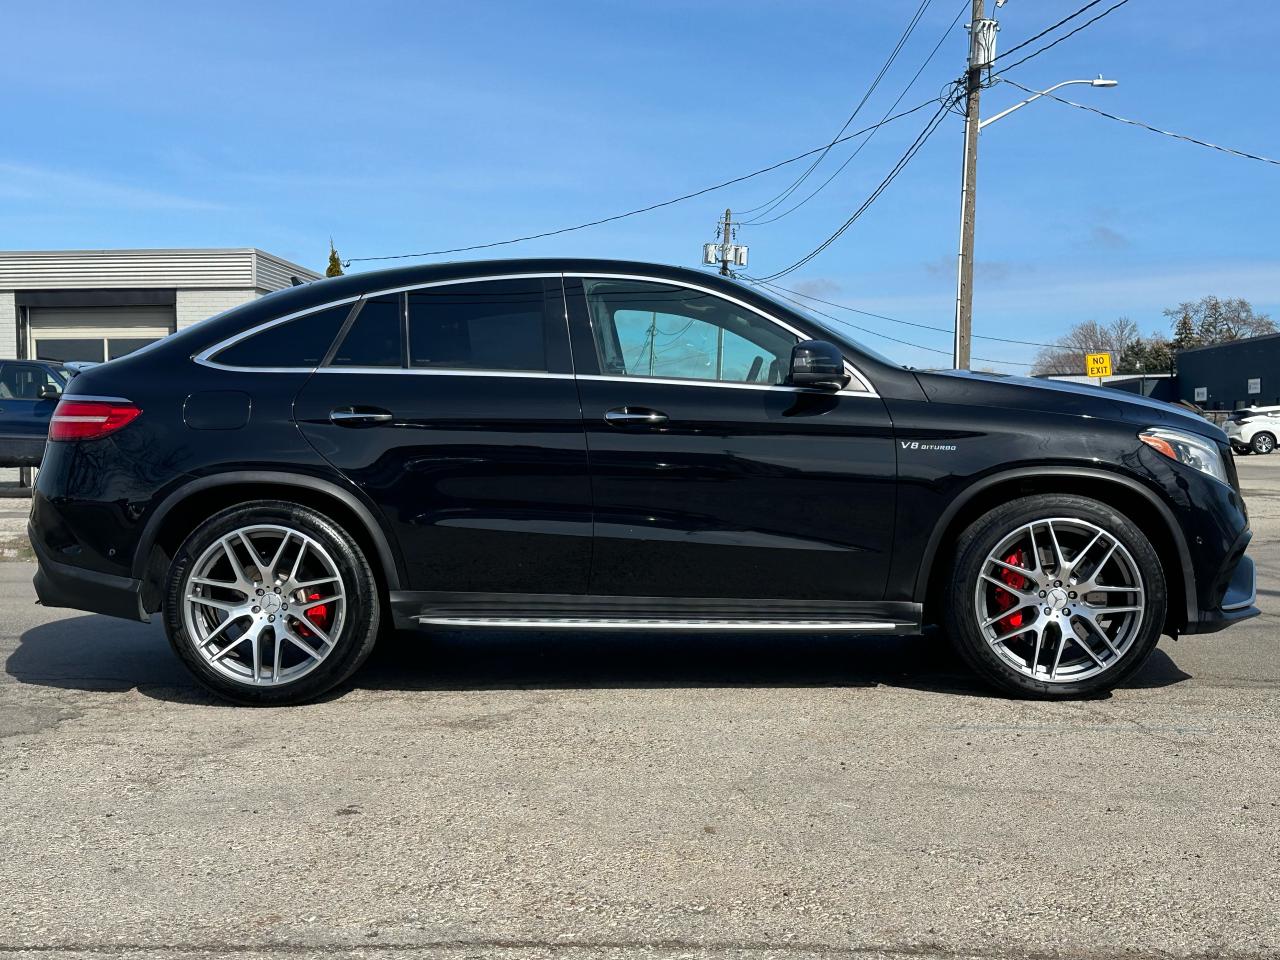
[{"x1": 29, "y1": 258, "x2": 1258, "y2": 704}]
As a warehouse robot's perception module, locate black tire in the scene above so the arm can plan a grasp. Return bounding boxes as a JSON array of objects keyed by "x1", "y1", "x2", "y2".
[
  {"x1": 1231, "y1": 443, "x2": 1250, "y2": 456},
  {"x1": 944, "y1": 494, "x2": 1166, "y2": 699},
  {"x1": 1251, "y1": 432, "x2": 1275, "y2": 455},
  {"x1": 163, "y1": 501, "x2": 380, "y2": 706}
]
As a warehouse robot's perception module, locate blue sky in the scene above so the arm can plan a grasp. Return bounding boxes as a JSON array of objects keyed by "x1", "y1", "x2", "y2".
[{"x1": 2, "y1": 0, "x2": 1277, "y2": 370}]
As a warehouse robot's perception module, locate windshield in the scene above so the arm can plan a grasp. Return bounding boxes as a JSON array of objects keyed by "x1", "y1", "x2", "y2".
[{"x1": 746, "y1": 284, "x2": 901, "y2": 367}]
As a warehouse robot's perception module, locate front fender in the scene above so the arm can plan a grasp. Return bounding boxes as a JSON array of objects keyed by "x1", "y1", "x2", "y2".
[{"x1": 908, "y1": 464, "x2": 1197, "y2": 629}]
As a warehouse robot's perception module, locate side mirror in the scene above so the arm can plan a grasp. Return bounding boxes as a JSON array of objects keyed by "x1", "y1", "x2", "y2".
[
  {"x1": 38, "y1": 383, "x2": 62, "y2": 401},
  {"x1": 788, "y1": 340, "x2": 850, "y2": 391}
]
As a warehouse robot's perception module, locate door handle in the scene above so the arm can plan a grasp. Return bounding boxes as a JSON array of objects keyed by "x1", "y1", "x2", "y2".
[
  {"x1": 604, "y1": 406, "x2": 668, "y2": 427},
  {"x1": 329, "y1": 406, "x2": 394, "y2": 427}
]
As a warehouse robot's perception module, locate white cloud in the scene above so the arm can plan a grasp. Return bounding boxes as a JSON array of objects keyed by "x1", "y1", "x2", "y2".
[{"x1": 0, "y1": 162, "x2": 226, "y2": 212}]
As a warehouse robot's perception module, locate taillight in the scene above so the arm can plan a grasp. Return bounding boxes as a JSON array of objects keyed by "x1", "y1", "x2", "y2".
[{"x1": 49, "y1": 399, "x2": 142, "y2": 441}]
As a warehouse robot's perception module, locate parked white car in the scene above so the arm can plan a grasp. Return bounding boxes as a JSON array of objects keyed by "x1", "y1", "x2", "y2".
[{"x1": 1224, "y1": 405, "x2": 1280, "y2": 455}]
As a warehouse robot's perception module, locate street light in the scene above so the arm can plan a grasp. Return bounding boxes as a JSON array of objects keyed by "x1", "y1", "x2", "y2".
[
  {"x1": 952, "y1": 75, "x2": 1118, "y2": 370},
  {"x1": 978, "y1": 76, "x2": 1118, "y2": 130}
]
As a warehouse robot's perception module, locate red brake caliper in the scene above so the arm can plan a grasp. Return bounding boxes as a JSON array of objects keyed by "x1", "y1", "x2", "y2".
[
  {"x1": 992, "y1": 548, "x2": 1028, "y2": 633},
  {"x1": 295, "y1": 592, "x2": 330, "y2": 639}
]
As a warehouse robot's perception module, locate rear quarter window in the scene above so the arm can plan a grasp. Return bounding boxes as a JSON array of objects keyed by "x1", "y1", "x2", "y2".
[{"x1": 212, "y1": 303, "x2": 354, "y2": 369}]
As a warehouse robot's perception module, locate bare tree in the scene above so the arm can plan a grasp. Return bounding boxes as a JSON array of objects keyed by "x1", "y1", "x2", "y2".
[
  {"x1": 1032, "y1": 317, "x2": 1142, "y2": 376},
  {"x1": 1163, "y1": 296, "x2": 1274, "y2": 345}
]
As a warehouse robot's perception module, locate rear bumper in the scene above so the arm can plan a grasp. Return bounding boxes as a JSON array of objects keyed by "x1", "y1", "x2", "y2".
[{"x1": 30, "y1": 523, "x2": 149, "y2": 623}]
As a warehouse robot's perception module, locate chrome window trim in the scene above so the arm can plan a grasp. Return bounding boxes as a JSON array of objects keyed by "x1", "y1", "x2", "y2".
[
  {"x1": 575, "y1": 373, "x2": 864, "y2": 395},
  {"x1": 313, "y1": 367, "x2": 573, "y2": 381},
  {"x1": 192, "y1": 270, "x2": 879, "y2": 397},
  {"x1": 567, "y1": 272, "x2": 877, "y2": 397}
]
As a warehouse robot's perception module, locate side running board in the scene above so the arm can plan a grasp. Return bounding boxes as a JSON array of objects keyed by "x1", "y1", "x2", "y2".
[
  {"x1": 389, "y1": 592, "x2": 922, "y2": 634},
  {"x1": 417, "y1": 617, "x2": 902, "y2": 631}
]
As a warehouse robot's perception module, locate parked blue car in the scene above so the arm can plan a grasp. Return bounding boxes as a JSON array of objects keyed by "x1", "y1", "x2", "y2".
[{"x1": 0, "y1": 359, "x2": 70, "y2": 467}]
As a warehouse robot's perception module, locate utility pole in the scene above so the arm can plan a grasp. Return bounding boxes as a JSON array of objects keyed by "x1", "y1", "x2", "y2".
[
  {"x1": 702, "y1": 210, "x2": 748, "y2": 275},
  {"x1": 953, "y1": 2, "x2": 999, "y2": 370},
  {"x1": 719, "y1": 208, "x2": 734, "y2": 276}
]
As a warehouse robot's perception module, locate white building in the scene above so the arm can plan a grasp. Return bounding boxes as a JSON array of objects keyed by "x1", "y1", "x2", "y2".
[{"x1": 0, "y1": 248, "x2": 321, "y2": 363}]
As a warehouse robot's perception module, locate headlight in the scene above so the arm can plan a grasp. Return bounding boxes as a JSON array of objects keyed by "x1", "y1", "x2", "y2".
[{"x1": 1139, "y1": 427, "x2": 1228, "y2": 484}]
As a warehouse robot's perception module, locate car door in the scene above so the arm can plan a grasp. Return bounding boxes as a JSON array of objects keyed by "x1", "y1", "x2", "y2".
[
  {"x1": 0, "y1": 362, "x2": 63, "y2": 465},
  {"x1": 565, "y1": 275, "x2": 897, "y2": 602},
  {"x1": 293, "y1": 276, "x2": 593, "y2": 596}
]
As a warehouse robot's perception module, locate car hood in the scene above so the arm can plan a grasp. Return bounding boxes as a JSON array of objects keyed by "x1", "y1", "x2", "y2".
[{"x1": 912, "y1": 369, "x2": 1226, "y2": 441}]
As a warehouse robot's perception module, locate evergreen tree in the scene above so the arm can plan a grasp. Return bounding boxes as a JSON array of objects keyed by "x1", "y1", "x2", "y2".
[
  {"x1": 326, "y1": 239, "x2": 344, "y2": 278},
  {"x1": 1117, "y1": 337, "x2": 1173, "y2": 375},
  {"x1": 1170, "y1": 310, "x2": 1199, "y2": 351}
]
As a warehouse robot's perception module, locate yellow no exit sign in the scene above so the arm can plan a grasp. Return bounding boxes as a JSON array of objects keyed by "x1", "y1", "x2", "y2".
[{"x1": 1086, "y1": 352, "x2": 1113, "y2": 378}]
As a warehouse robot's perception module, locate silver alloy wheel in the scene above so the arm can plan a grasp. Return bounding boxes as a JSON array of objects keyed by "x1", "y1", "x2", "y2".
[
  {"x1": 1255, "y1": 433, "x2": 1275, "y2": 454},
  {"x1": 182, "y1": 524, "x2": 346, "y2": 686},
  {"x1": 973, "y1": 517, "x2": 1144, "y2": 683}
]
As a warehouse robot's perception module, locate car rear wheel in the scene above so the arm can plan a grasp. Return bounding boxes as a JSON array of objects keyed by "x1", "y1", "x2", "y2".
[
  {"x1": 944, "y1": 494, "x2": 1166, "y2": 699},
  {"x1": 163, "y1": 501, "x2": 380, "y2": 705},
  {"x1": 1251, "y1": 432, "x2": 1275, "y2": 455}
]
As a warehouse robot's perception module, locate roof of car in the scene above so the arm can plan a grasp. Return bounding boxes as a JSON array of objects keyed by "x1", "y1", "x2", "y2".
[
  {"x1": 300, "y1": 257, "x2": 746, "y2": 299},
  {"x1": 185, "y1": 257, "x2": 776, "y2": 344}
]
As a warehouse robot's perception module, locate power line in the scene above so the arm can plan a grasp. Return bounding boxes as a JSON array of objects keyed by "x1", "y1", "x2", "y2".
[
  {"x1": 991, "y1": 0, "x2": 1107, "y2": 64},
  {"x1": 1000, "y1": 78, "x2": 1280, "y2": 167},
  {"x1": 760, "y1": 280, "x2": 1060, "y2": 348},
  {"x1": 752, "y1": 279, "x2": 1033, "y2": 367},
  {"x1": 995, "y1": 0, "x2": 1133, "y2": 75},
  {"x1": 738, "y1": 0, "x2": 935, "y2": 222},
  {"x1": 751, "y1": 98, "x2": 956, "y2": 282},
  {"x1": 343, "y1": 99, "x2": 939, "y2": 266},
  {"x1": 745, "y1": 0, "x2": 968, "y2": 227}
]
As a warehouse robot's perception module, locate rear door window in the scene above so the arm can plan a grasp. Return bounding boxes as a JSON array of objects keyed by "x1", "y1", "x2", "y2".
[
  {"x1": 329, "y1": 295, "x2": 404, "y2": 368},
  {"x1": 407, "y1": 279, "x2": 549, "y2": 372}
]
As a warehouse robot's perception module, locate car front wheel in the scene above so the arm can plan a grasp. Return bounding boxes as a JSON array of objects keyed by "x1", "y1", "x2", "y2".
[
  {"x1": 163, "y1": 501, "x2": 381, "y2": 705},
  {"x1": 945, "y1": 494, "x2": 1166, "y2": 699},
  {"x1": 1251, "y1": 432, "x2": 1275, "y2": 455}
]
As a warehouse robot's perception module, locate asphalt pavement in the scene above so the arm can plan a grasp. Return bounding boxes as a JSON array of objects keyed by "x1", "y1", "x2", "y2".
[{"x1": 1, "y1": 458, "x2": 1277, "y2": 959}]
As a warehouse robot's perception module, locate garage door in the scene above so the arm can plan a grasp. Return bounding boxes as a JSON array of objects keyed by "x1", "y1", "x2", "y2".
[{"x1": 29, "y1": 305, "x2": 175, "y2": 363}]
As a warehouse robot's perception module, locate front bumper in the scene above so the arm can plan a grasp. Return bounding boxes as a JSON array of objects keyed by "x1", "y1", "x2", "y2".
[
  {"x1": 1181, "y1": 545, "x2": 1259, "y2": 635},
  {"x1": 30, "y1": 522, "x2": 149, "y2": 623}
]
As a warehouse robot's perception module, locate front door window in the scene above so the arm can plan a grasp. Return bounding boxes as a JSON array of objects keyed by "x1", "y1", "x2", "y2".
[{"x1": 582, "y1": 279, "x2": 798, "y2": 385}]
